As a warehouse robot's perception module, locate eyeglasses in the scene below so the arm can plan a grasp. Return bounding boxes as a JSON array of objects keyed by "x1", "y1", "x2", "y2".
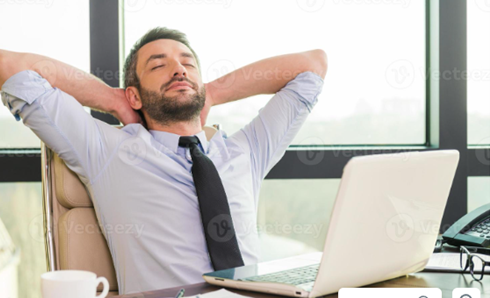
[{"x1": 460, "y1": 246, "x2": 490, "y2": 281}]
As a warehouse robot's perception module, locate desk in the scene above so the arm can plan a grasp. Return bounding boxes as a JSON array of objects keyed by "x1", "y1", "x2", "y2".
[{"x1": 112, "y1": 272, "x2": 490, "y2": 298}]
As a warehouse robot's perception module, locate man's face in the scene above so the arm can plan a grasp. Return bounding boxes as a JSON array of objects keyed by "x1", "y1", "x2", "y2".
[{"x1": 135, "y1": 39, "x2": 205, "y2": 125}]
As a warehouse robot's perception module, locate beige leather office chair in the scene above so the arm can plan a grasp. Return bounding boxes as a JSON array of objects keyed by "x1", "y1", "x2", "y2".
[{"x1": 41, "y1": 125, "x2": 219, "y2": 296}]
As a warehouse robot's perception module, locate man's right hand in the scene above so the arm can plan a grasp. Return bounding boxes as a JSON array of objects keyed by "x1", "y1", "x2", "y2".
[{"x1": 0, "y1": 49, "x2": 143, "y2": 127}]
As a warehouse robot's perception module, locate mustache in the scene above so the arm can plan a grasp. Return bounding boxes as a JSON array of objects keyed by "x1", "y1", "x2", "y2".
[{"x1": 161, "y1": 77, "x2": 196, "y2": 92}]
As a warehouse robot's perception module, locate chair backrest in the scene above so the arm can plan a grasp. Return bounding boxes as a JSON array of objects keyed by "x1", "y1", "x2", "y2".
[{"x1": 41, "y1": 125, "x2": 219, "y2": 295}]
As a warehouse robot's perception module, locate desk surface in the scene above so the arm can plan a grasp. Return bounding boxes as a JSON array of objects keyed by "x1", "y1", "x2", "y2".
[{"x1": 112, "y1": 272, "x2": 490, "y2": 298}]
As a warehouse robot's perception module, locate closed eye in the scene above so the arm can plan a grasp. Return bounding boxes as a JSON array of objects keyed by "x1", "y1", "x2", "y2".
[{"x1": 151, "y1": 65, "x2": 165, "y2": 70}]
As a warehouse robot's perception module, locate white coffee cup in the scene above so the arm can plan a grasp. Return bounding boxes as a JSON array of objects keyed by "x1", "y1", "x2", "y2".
[{"x1": 41, "y1": 270, "x2": 109, "y2": 298}]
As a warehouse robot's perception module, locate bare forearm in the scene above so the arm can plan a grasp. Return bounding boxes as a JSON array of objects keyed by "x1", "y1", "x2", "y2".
[
  {"x1": 207, "y1": 49, "x2": 327, "y2": 106},
  {"x1": 0, "y1": 49, "x2": 118, "y2": 113}
]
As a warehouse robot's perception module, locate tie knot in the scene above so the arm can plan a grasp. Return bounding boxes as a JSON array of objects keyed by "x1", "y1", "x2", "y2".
[{"x1": 178, "y1": 136, "x2": 200, "y2": 148}]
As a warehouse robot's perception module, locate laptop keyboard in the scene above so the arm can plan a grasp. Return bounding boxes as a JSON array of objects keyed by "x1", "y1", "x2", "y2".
[{"x1": 240, "y1": 264, "x2": 320, "y2": 286}]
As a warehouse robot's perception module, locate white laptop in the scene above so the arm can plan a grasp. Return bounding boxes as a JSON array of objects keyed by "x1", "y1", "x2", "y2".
[{"x1": 203, "y1": 150, "x2": 460, "y2": 297}]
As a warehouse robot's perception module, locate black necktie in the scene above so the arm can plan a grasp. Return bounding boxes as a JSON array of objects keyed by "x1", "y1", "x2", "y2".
[{"x1": 178, "y1": 136, "x2": 244, "y2": 271}]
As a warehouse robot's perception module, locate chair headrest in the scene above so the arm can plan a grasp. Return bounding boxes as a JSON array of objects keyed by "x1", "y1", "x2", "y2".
[{"x1": 53, "y1": 153, "x2": 92, "y2": 209}]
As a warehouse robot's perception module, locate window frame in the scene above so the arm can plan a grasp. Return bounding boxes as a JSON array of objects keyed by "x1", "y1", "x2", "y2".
[{"x1": 0, "y1": 0, "x2": 488, "y2": 232}]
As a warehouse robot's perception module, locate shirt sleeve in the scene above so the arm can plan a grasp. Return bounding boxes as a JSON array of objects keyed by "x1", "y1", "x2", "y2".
[
  {"x1": 228, "y1": 71, "x2": 324, "y2": 182},
  {"x1": 1, "y1": 70, "x2": 121, "y2": 185}
]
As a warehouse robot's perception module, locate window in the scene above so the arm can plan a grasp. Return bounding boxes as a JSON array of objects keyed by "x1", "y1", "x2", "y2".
[
  {"x1": 257, "y1": 179, "x2": 339, "y2": 262},
  {"x1": 0, "y1": 183, "x2": 45, "y2": 298},
  {"x1": 123, "y1": 0, "x2": 425, "y2": 145},
  {"x1": 0, "y1": 0, "x2": 90, "y2": 148},
  {"x1": 468, "y1": 177, "x2": 490, "y2": 212},
  {"x1": 467, "y1": 0, "x2": 490, "y2": 146}
]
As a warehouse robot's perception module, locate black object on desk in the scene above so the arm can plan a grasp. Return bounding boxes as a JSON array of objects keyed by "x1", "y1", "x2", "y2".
[{"x1": 442, "y1": 203, "x2": 490, "y2": 247}]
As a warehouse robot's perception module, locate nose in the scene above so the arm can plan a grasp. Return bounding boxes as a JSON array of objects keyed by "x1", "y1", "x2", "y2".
[{"x1": 172, "y1": 62, "x2": 187, "y2": 78}]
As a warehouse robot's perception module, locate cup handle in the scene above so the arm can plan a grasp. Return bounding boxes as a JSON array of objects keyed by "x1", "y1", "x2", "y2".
[{"x1": 95, "y1": 277, "x2": 109, "y2": 298}]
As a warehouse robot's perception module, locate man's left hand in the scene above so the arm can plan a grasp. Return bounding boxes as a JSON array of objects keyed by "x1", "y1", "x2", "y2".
[{"x1": 200, "y1": 83, "x2": 214, "y2": 127}]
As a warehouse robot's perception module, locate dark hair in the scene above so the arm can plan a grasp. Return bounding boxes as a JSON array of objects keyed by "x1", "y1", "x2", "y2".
[
  {"x1": 122, "y1": 27, "x2": 201, "y2": 127},
  {"x1": 123, "y1": 26, "x2": 201, "y2": 89}
]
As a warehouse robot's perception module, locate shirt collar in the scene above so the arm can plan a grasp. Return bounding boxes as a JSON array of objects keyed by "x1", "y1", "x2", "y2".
[{"x1": 149, "y1": 129, "x2": 209, "y2": 154}]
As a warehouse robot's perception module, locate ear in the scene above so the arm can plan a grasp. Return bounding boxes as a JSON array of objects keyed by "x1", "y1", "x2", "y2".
[{"x1": 125, "y1": 86, "x2": 143, "y2": 110}]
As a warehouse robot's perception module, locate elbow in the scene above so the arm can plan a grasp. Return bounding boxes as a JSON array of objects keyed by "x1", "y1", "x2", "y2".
[
  {"x1": 308, "y1": 49, "x2": 328, "y2": 80},
  {"x1": 0, "y1": 50, "x2": 26, "y2": 88}
]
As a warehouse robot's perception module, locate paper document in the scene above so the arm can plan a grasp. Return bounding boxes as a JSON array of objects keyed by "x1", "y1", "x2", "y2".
[
  {"x1": 425, "y1": 252, "x2": 490, "y2": 273},
  {"x1": 185, "y1": 289, "x2": 252, "y2": 298}
]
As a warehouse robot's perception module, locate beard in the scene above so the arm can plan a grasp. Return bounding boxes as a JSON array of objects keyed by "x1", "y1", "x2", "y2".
[{"x1": 139, "y1": 82, "x2": 206, "y2": 126}]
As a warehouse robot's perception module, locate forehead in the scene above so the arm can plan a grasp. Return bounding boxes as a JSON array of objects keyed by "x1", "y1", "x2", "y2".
[{"x1": 136, "y1": 39, "x2": 195, "y2": 73}]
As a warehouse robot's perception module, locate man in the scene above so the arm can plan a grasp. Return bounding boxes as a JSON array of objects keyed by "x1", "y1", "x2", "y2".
[{"x1": 0, "y1": 27, "x2": 327, "y2": 294}]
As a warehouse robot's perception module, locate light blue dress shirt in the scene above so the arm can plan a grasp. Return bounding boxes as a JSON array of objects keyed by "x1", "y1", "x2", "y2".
[{"x1": 1, "y1": 70, "x2": 324, "y2": 294}]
